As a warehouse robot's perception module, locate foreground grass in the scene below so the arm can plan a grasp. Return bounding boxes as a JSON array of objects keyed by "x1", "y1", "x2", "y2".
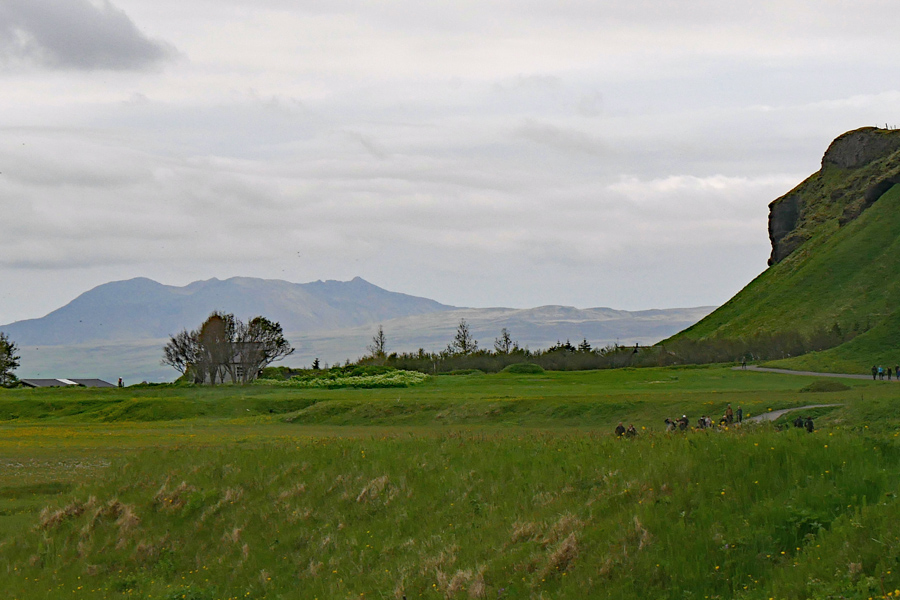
[
  {"x1": 4, "y1": 428, "x2": 900, "y2": 600},
  {"x1": 0, "y1": 366, "x2": 897, "y2": 599}
]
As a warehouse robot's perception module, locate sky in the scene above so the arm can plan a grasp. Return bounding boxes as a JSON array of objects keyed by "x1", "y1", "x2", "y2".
[{"x1": 3, "y1": 0, "x2": 900, "y2": 324}]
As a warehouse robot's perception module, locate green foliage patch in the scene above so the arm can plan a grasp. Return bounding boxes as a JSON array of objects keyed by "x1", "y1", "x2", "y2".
[{"x1": 256, "y1": 368, "x2": 428, "y2": 389}]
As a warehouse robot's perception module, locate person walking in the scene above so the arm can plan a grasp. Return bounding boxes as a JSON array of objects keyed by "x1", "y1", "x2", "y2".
[
  {"x1": 804, "y1": 416, "x2": 814, "y2": 433},
  {"x1": 725, "y1": 404, "x2": 734, "y2": 424},
  {"x1": 736, "y1": 406, "x2": 743, "y2": 423},
  {"x1": 873, "y1": 365, "x2": 878, "y2": 380}
]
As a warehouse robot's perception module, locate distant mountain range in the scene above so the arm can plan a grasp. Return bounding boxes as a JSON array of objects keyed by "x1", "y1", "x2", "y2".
[
  {"x1": 1, "y1": 276, "x2": 449, "y2": 346},
  {"x1": 1, "y1": 277, "x2": 715, "y2": 382}
]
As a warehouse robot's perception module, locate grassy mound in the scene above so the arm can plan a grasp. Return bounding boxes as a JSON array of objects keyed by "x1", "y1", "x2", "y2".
[
  {"x1": 501, "y1": 362, "x2": 546, "y2": 374},
  {"x1": 440, "y1": 369, "x2": 486, "y2": 376},
  {"x1": 800, "y1": 380, "x2": 852, "y2": 393}
]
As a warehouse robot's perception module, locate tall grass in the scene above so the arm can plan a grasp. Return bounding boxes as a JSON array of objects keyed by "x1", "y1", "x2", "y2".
[{"x1": 5, "y1": 427, "x2": 900, "y2": 599}]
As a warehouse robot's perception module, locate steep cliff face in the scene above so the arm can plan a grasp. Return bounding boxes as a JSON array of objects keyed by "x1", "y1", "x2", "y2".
[
  {"x1": 767, "y1": 127, "x2": 900, "y2": 266},
  {"x1": 669, "y1": 126, "x2": 900, "y2": 347}
]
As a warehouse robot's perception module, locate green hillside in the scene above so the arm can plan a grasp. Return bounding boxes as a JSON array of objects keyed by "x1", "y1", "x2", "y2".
[{"x1": 669, "y1": 127, "x2": 900, "y2": 372}]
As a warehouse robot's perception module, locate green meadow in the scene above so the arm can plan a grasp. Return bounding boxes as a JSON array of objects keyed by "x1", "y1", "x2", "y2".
[{"x1": 1, "y1": 366, "x2": 900, "y2": 599}]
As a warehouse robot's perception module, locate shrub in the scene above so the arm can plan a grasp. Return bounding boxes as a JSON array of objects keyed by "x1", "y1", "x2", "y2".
[{"x1": 254, "y1": 370, "x2": 428, "y2": 389}]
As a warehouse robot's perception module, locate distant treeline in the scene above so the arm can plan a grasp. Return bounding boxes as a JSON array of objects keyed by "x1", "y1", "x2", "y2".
[{"x1": 341, "y1": 321, "x2": 858, "y2": 374}]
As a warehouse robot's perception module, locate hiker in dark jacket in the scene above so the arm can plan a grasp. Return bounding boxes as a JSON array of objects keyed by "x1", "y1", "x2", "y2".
[
  {"x1": 804, "y1": 416, "x2": 814, "y2": 433},
  {"x1": 736, "y1": 406, "x2": 743, "y2": 423},
  {"x1": 873, "y1": 365, "x2": 878, "y2": 380},
  {"x1": 615, "y1": 422, "x2": 626, "y2": 437},
  {"x1": 793, "y1": 415, "x2": 804, "y2": 428}
]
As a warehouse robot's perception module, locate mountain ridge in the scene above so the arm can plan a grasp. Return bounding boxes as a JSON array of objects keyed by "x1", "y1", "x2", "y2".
[{"x1": 0, "y1": 276, "x2": 452, "y2": 346}]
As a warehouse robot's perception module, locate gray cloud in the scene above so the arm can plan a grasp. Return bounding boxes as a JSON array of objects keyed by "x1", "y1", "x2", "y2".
[{"x1": 0, "y1": 0, "x2": 176, "y2": 70}]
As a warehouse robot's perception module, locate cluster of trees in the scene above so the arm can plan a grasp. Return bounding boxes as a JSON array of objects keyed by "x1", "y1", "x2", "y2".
[
  {"x1": 162, "y1": 312, "x2": 294, "y2": 385},
  {"x1": 355, "y1": 320, "x2": 857, "y2": 374},
  {"x1": 357, "y1": 320, "x2": 643, "y2": 373},
  {"x1": 0, "y1": 332, "x2": 19, "y2": 387}
]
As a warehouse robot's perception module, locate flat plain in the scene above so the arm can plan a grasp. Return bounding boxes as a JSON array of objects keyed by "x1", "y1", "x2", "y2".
[{"x1": 0, "y1": 366, "x2": 897, "y2": 599}]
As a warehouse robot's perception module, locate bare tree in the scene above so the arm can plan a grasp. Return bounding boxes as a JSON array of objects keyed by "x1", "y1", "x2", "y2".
[
  {"x1": 162, "y1": 329, "x2": 201, "y2": 378},
  {"x1": 448, "y1": 319, "x2": 478, "y2": 355},
  {"x1": 494, "y1": 328, "x2": 515, "y2": 354},
  {"x1": 367, "y1": 325, "x2": 387, "y2": 364},
  {"x1": 0, "y1": 332, "x2": 20, "y2": 387}
]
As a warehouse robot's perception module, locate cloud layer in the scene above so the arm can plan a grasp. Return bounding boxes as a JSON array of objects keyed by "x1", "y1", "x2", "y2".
[
  {"x1": 0, "y1": 0, "x2": 174, "y2": 70},
  {"x1": 2, "y1": 0, "x2": 900, "y2": 324}
]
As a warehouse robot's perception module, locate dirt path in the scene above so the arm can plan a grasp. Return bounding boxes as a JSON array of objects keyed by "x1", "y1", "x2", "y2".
[
  {"x1": 734, "y1": 365, "x2": 876, "y2": 380},
  {"x1": 746, "y1": 403, "x2": 842, "y2": 423}
]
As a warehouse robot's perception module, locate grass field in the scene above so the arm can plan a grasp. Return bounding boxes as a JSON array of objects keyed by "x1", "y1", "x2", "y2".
[{"x1": 0, "y1": 366, "x2": 899, "y2": 599}]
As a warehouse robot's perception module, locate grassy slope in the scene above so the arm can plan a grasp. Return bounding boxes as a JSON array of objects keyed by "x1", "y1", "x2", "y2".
[
  {"x1": 0, "y1": 370, "x2": 900, "y2": 598},
  {"x1": 665, "y1": 129, "x2": 900, "y2": 373},
  {"x1": 675, "y1": 183, "x2": 900, "y2": 340}
]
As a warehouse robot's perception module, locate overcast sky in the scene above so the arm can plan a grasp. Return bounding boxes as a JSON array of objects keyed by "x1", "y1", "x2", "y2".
[{"x1": 2, "y1": 0, "x2": 900, "y2": 323}]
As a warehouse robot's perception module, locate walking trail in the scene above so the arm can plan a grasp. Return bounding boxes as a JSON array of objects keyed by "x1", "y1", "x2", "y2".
[
  {"x1": 734, "y1": 365, "x2": 851, "y2": 423},
  {"x1": 746, "y1": 404, "x2": 842, "y2": 423},
  {"x1": 735, "y1": 365, "x2": 875, "y2": 380}
]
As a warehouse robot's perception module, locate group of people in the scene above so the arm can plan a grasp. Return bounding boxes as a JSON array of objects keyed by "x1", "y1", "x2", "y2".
[
  {"x1": 614, "y1": 403, "x2": 746, "y2": 436},
  {"x1": 793, "y1": 415, "x2": 815, "y2": 432},
  {"x1": 615, "y1": 402, "x2": 821, "y2": 436},
  {"x1": 614, "y1": 422, "x2": 638, "y2": 438},
  {"x1": 662, "y1": 403, "x2": 744, "y2": 432},
  {"x1": 871, "y1": 365, "x2": 899, "y2": 380}
]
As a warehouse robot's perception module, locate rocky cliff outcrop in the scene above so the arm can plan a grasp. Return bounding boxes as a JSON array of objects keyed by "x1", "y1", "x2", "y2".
[
  {"x1": 767, "y1": 127, "x2": 900, "y2": 266},
  {"x1": 767, "y1": 192, "x2": 802, "y2": 265},
  {"x1": 822, "y1": 127, "x2": 900, "y2": 170}
]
